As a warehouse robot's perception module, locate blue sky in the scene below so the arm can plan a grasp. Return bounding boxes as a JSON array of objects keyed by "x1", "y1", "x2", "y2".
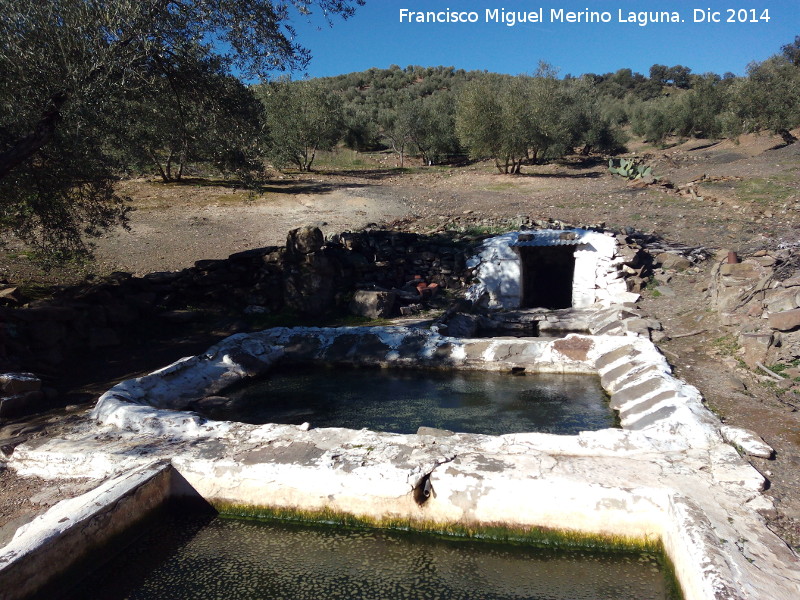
[{"x1": 289, "y1": 1, "x2": 799, "y2": 79}]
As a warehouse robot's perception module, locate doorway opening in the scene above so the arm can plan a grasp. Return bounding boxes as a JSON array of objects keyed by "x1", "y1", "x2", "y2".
[{"x1": 519, "y1": 246, "x2": 576, "y2": 309}]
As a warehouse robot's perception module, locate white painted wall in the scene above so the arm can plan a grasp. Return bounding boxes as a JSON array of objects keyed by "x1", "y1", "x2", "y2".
[{"x1": 466, "y1": 230, "x2": 638, "y2": 309}]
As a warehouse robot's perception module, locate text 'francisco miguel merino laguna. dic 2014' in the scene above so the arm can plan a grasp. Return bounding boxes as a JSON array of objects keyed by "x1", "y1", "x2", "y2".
[{"x1": 398, "y1": 8, "x2": 772, "y2": 27}]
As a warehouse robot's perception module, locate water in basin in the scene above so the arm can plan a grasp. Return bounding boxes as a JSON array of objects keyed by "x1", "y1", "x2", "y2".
[
  {"x1": 211, "y1": 367, "x2": 615, "y2": 435},
  {"x1": 64, "y1": 509, "x2": 674, "y2": 600}
]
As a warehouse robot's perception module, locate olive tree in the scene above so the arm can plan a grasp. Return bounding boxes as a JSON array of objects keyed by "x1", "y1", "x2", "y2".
[
  {"x1": 728, "y1": 54, "x2": 800, "y2": 144},
  {"x1": 455, "y1": 75, "x2": 529, "y2": 173},
  {"x1": 0, "y1": 0, "x2": 363, "y2": 259},
  {"x1": 259, "y1": 80, "x2": 345, "y2": 171},
  {"x1": 456, "y1": 66, "x2": 616, "y2": 173}
]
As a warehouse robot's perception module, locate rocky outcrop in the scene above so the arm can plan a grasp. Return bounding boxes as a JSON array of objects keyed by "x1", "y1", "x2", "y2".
[{"x1": 706, "y1": 247, "x2": 800, "y2": 383}]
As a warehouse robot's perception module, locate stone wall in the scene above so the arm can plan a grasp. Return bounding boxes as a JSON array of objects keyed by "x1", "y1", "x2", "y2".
[{"x1": 0, "y1": 227, "x2": 478, "y2": 379}]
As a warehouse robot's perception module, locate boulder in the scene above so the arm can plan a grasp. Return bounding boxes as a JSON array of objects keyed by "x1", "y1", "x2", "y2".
[
  {"x1": 656, "y1": 252, "x2": 692, "y2": 271},
  {"x1": 349, "y1": 290, "x2": 396, "y2": 319},
  {"x1": 0, "y1": 287, "x2": 22, "y2": 304},
  {"x1": 739, "y1": 332, "x2": 773, "y2": 368},
  {"x1": 287, "y1": 225, "x2": 324, "y2": 255},
  {"x1": 443, "y1": 313, "x2": 480, "y2": 338},
  {"x1": 0, "y1": 373, "x2": 42, "y2": 395},
  {"x1": 764, "y1": 289, "x2": 800, "y2": 314},
  {"x1": 719, "y1": 262, "x2": 760, "y2": 279},
  {"x1": 769, "y1": 309, "x2": 800, "y2": 332}
]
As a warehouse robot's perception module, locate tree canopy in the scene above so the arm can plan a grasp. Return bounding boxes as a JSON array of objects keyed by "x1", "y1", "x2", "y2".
[
  {"x1": 258, "y1": 80, "x2": 345, "y2": 171},
  {"x1": 0, "y1": 0, "x2": 363, "y2": 258}
]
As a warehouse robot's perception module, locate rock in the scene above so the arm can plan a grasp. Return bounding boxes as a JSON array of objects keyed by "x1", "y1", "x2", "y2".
[
  {"x1": 764, "y1": 289, "x2": 800, "y2": 314},
  {"x1": 159, "y1": 310, "x2": 205, "y2": 324},
  {"x1": 626, "y1": 276, "x2": 645, "y2": 293},
  {"x1": 443, "y1": 313, "x2": 479, "y2": 338},
  {"x1": 656, "y1": 252, "x2": 692, "y2": 271},
  {"x1": 416, "y1": 426, "x2": 455, "y2": 437},
  {"x1": 0, "y1": 390, "x2": 45, "y2": 418},
  {"x1": 0, "y1": 287, "x2": 22, "y2": 304},
  {"x1": 349, "y1": 290, "x2": 396, "y2": 319},
  {"x1": 400, "y1": 304, "x2": 422, "y2": 316},
  {"x1": 287, "y1": 225, "x2": 324, "y2": 255},
  {"x1": 719, "y1": 262, "x2": 760, "y2": 279},
  {"x1": 651, "y1": 330, "x2": 669, "y2": 343},
  {"x1": 655, "y1": 285, "x2": 675, "y2": 297},
  {"x1": 189, "y1": 396, "x2": 231, "y2": 411},
  {"x1": 745, "y1": 302, "x2": 764, "y2": 318},
  {"x1": 0, "y1": 373, "x2": 42, "y2": 395},
  {"x1": 720, "y1": 373, "x2": 747, "y2": 392},
  {"x1": 243, "y1": 305, "x2": 269, "y2": 315},
  {"x1": 739, "y1": 332, "x2": 773, "y2": 368},
  {"x1": 653, "y1": 270, "x2": 672, "y2": 285},
  {"x1": 785, "y1": 367, "x2": 800, "y2": 379},
  {"x1": 720, "y1": 425, "x2": 774, "y2": 459},
  {"x1": 769, "y1": 309, "x2": 800, "y2": 332}
]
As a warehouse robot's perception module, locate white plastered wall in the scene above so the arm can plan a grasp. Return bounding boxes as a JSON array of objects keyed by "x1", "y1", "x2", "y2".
[{"x1": 466, "y1": 230, "x2": 636, "y2": 309}]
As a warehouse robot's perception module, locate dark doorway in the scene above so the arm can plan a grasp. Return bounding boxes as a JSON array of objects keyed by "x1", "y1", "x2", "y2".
[{"x1": 519, "y1": 246, "x2": 575, "y2": 309}]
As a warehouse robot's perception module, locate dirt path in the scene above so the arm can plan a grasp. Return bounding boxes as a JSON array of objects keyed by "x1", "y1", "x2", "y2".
[{"x1": 91, "y1": 179, "x2": 409, "y2": 275}]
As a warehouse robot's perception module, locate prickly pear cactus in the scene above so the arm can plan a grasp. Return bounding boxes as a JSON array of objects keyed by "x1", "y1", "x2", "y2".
[{"x1": 608, "y1": 158, "x2": 658, "y2": 181}]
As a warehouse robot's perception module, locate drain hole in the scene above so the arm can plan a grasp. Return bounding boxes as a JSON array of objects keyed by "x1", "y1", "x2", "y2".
[
  {"x1": 413, "y1": 474, "x2": 434, "y2": 505},
  {"x1": 511, "y1": 367, "x2": 526, "y2": 375}
]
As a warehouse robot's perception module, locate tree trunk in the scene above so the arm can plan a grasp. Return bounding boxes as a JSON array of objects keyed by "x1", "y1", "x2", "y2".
[
  {"x1": 149, "y1": 150, "x2": 169, "y2": 182},
  {"x1": 0, "y1": 92, "x2": 67, "y2": 180},
  {"x1": 176, "y1": 140, "x2": 187, "y2": 181},
  {"x1": 307, "y1": 147, "x2": 317, "y2": 171},
  {"x1": 778, "y1": 129, "x2": 798, "y2": 145},
  {"x1": 165, "y1": 149, "x2": 174, "y2": 182}
]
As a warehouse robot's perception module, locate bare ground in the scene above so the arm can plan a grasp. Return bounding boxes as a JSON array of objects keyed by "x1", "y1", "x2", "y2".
[{"x1": 2, "y1": 132, "x2": 800, "y2": 551}]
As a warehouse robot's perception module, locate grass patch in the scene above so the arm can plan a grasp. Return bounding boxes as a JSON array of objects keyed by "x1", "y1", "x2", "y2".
[
  {"x1": 713, "y1": 334, "x2": 740, "y2": 357},
  {"x1": 767, "y1": 358, "x2": 800, "y2": 382},
  {"x1": 482, "y1": 182, "x2": 520, "y2": 191},
  {"x1": 766, "y1": 358, "x2": 800, "y2": 373},
  {"x1": 645, "y1": 278, "x2": 662, "y2": 297},
  {"x1": 445, "y1": 223, "x2": 517, "y2": 237},
  {"x1": 734, "y1": 177, "x2": 796, "y2": 205}
]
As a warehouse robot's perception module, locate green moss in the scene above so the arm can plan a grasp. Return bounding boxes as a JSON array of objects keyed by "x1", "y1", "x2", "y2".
[
  {"x1": 211, "y1": 502, "x2": 683, "y2": 598},
  {"x1": 212, "y1": 502, "x2": 658, "y2": 552}
]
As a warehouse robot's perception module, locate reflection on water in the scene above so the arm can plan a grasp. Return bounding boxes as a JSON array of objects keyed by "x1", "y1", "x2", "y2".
[
  {"x1": 65, "y1": 511, "x2": 671, "y2": 600},
  {"x1": 214, "y1": 368, "x2": 615, "y2": 435}
]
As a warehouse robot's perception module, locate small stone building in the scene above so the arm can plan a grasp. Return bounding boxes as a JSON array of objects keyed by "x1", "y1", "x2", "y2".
[{"x1": 465, "y1": 229, "x2": 638, "y2": 309}]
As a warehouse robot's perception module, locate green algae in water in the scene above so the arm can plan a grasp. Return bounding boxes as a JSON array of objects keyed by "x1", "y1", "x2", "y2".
[
  {"x1": 63, "y1": 510, "x2": 674, "y2": 600},
  {"x1": 216, "y1": 367, "x2": 615, "y2": 435}
]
